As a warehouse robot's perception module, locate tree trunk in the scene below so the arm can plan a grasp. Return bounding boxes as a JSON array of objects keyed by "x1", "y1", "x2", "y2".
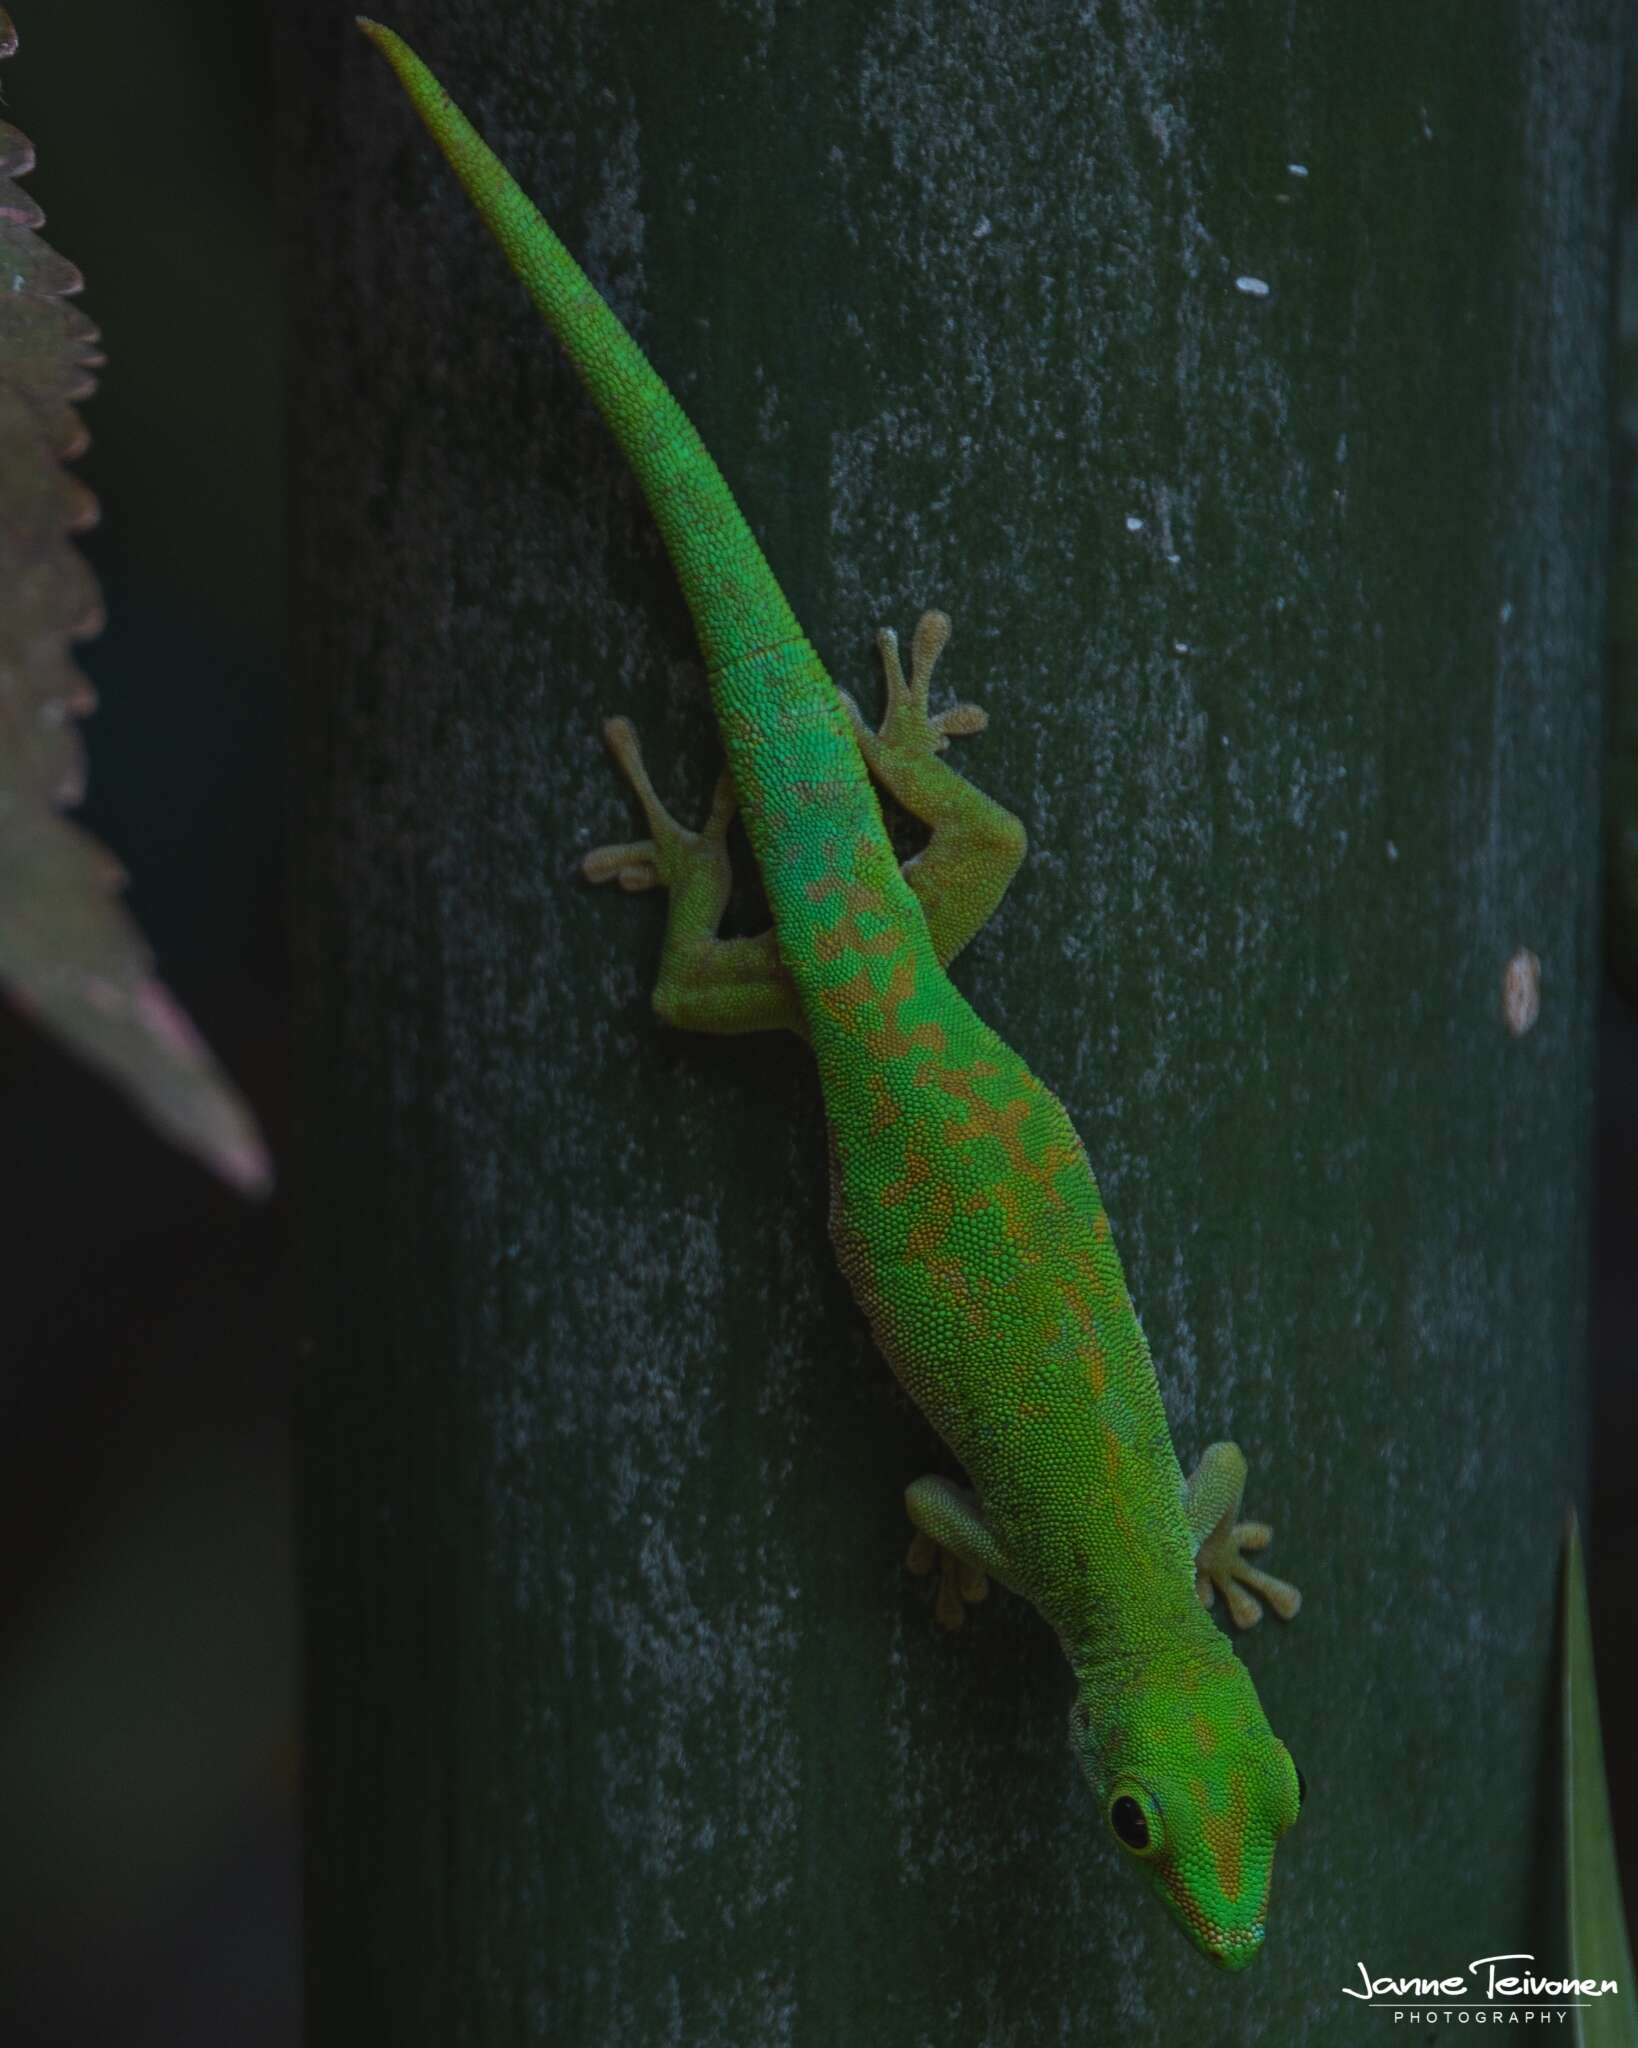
[{"x1": 286, "y1": 3, "x2": 1620, "y2": 2039}]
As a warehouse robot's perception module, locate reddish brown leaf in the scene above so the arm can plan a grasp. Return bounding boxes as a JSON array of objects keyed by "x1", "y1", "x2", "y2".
[{"x1": 0, "y1": 10, "x2": 271, "y2": 1195}]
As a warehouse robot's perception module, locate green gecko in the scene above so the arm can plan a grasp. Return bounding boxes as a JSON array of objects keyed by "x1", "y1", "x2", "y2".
[{"x1": 360, "y1": 20, "x2": 1305, "y2": 1972}]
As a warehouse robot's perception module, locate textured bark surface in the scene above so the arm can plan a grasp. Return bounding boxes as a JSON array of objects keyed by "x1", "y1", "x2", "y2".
[{"x1": 287, "y1": 4, "x2": 1619, "y2": 2040}]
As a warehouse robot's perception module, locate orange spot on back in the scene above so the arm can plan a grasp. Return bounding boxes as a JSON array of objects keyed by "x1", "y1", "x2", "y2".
[
  {"x1": 817, "y1": 947, "x2": 946, "y2": 1059},
  {"x1": 1100, "y1": 1422, "x2": 1122, "y2": 1485},
  {"x1": 867, "y1": 1071, "x2": 899, "y2": 1134},
  {"x1": 879, "y1": 1140, "x2": 931, "y2": 1210},
  {"x1": 970, "y1": 1177, "x2": 1042, "y2": 1269},
  {"x1": 922, "y1": 1254, "x2": 990, "y2": 1334},
  {"x1": 905, "y1": 1179, "x2": 954, "y2": 1258},
  {"x1": 871, "y1": 1137, "x2": 988, "y2": 1332},
  {"x1": 819, "y1": 962, "x2": 877, "y2": 1032},
  {"x1": 923, "y1": 1062, "x2": 1081, "y2": 1199},
  {"x1": 806, "y1": 869, "x2": 900, "y2": 958},
  {"x1": 1068, "y1": 1243, "x2": 1111, "y2": 1303}
]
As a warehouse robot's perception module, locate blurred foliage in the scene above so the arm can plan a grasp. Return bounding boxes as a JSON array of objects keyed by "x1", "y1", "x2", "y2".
[
  {"x1": 1564, "y1": 1512, "x2": 1638, "y2": 2047},
  {"x1": 0, "y1": 1, "x2": 291, "y2": 2043},
  {"x1": 0, "y1": 8, "x2": 269, "y2": 1193}
]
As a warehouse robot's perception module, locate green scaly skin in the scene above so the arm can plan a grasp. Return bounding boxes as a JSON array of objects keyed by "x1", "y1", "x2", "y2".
[{"x1": 361, "y1": 20, "x2": 1305, "y2": 1971}]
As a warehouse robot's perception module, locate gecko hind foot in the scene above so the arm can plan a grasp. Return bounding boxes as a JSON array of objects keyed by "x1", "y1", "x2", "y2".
[
  {"x1": 583, "y1": 716, "x2": 799, "y2": 1035},
  {"x1": 1195, "y1": 1518, "x2": 1302, "y2": 1630},
  {"x1": 841, "y1": 609, "x2": 989, "y2": 764},
  {"x1": 582, "y1": 715, "x2": 735, "y2": 894},
  {"x1": 834, "y1": 611, "x2": 1026, "y2": 971}
]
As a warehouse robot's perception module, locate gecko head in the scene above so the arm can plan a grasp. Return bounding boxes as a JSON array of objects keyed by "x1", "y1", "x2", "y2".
[{"x1": 1070, "y1": 1656, "x2": 1304, "y2": 1971}]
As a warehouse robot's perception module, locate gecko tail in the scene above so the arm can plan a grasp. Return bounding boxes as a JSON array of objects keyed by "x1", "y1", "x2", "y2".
[
  {"x1": 361, "y1": 23, "x2": 939, "y2": 989},
  {"x1": 358, "y1": 20, "x2": 802, "y2": 675}
]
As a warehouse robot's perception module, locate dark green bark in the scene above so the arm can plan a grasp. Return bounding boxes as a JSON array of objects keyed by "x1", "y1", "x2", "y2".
[{"x1": 289, "y1": 3, "x2": 1620, "y2": 2040}]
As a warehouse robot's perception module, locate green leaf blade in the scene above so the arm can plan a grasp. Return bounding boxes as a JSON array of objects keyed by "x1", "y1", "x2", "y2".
[{"x1": 1564, "y1": 1510, "x2": 1638, "y2": 2048}]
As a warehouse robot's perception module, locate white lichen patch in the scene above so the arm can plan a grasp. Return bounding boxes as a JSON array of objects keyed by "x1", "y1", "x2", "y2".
[{"x1": 1501, "y1": 948, "x2": 1541, "y2": 1036}]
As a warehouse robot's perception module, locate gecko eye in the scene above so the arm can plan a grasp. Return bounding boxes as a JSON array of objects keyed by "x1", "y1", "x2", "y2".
[
  {"x1": 1107, "y1": 1782, "x2": 1164, "y2": 1858},
  {"x1": 1111, "y1": 1797, "x2": 1148, "y2": 1848}
]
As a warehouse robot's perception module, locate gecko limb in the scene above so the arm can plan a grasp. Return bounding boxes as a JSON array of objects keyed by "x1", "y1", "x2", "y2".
[
  {"x1": 585, "y1": 612, "x2": 1023, "y2": 1034},
  {"x1": 904, "y1": 1473, "x2": 1015, "y2": 1631},
  {"x1": 583, "y1": 717, "x2": 802, "y2": 1035},
  {"x1": 841, "y1": 610, "x2": 1028, "y2": 969},
  {"x1": 1184, "y1": 1441, "x2": 1301, "y2": 1628}
]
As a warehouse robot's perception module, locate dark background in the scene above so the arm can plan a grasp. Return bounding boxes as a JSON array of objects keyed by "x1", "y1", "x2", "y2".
[{"x1": 0, "y1": 2, "x2": 1631, "y2": 2042}]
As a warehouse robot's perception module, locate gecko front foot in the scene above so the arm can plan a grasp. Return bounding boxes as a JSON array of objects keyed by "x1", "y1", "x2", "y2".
[
  {"x1": 904, "y1": 1473, "x2": 1013, "y2": 1632},
  {"x1": 1195, "y1": 1518, "x2": 1302, "y2": 1629},
  {"x1": 906, "y1": 1528, "x2": 991, "y2": 1631},
  {"x1": 1184, "y1": 1440, "x2": 1302, "y2": 1629}
]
